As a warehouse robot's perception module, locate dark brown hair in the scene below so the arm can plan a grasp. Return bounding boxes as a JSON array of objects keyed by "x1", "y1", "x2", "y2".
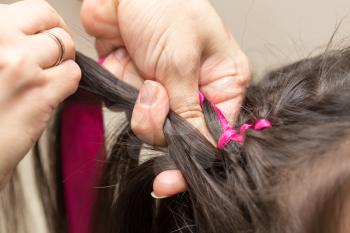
[
  {"x1": 77, "y1": 47, "x2": 350, "y2": 233},
  {"x1": 4, "y1": 46, "x2": 350, "y2": 233}
]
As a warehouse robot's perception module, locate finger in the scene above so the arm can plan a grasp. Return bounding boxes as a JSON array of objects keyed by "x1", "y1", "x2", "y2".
[
  {"x1": 157, "y1": 37, "x2": 215, "y2": 144},
  {"x1": 151, "y1": 170, "x2": 187, "y2": 199},
  {"x1": 104, "y1": 49, "x2": 185, "y2": 195},
  {"x1": 81, "y1": 0, "x2": 119, "y2": 37},
  {"x1": 10, "y1": 0, "x2": 68, "y2": 34},
  {"x1": 200, "y1": 51, "x2": 251, "y2": 124},
  {"x1": 26, "y1": 27, "x2": 75, "y2": 69},
  {"x1": 42, "y1": 60, "x2": 81, "y2": 104},
  {"x1": 95, "y1": 38, "x2": 125, "y2": 58},
  {"x1": 103, "y1": 48, "x2": 166, "y2": 144},
  {"x1": 200, "y1": 14, "x2": 251, "y2": 124},
  {"x1": 102, "y1": 48, "x2": 143, "y2": 89},
  {"x1": 131, "y1": 80, "x2": 169, "y2": 145},
  {"x1": 81, "y1": 0, "x2": 124, "y2": 56}
]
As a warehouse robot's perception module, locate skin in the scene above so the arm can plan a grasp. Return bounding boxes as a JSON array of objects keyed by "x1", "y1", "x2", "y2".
[
  {"x1": 81, "y1": 0, "x2": 251, "y2": 197},
  {"x1": 0, "y1": 0, "x2": 80, "y2": 190}
]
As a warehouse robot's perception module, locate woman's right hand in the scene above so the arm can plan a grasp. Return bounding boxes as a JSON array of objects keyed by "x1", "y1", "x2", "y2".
[
  {"x1": 0, "y1": 0, "x2": 80, "y2": 189},
  {"x1": 82, "y1": 0, "x2": 251, "y2": 198}
]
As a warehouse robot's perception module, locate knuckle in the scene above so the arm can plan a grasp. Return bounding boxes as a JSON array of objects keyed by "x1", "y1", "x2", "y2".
[
  {"x1": 131, "y1": 118, "x2": 165, "y2": 145},
  {"x1": 7, "y1": 51, "x2": 27, "y2": 67},
  {"x1": 158, "y1": 47, "x2": 201, "y2": 78},
  {"x1": 65, "y1": 86, "x2": 77, "y2": 98},
  {"x1": 67, "y1": 36, "x2": 76, "y2": 53},
  {"x1": 65, "y1": 61, "x2": 81, "y2": 93},
  {"x1": 235, "y1": 52, "x2": 251, "y2": 86},
  {"x1": 131, "y1": 107, "x2": 165, "y2": 143},
  {"x1": 0, "y1": 50, "x2": 29, "y2": 77},
  {"x1": 134, "y1": 123, "x2": 154, "y2": 135},
  {"x1": 44, "y1": 90, "x2": 60, "y2": 108},
  {"x1": 81, "y1": 1, "x2": 105, "y2": 36},
  {"x1": 51, "y1": 27, "x2": 75, "y2": 58},
  {"x1": 131, "y1": 119, "x2": 147, "y2": 134},
  {"x1": 177, "y1": 108, "x2": 203, "y2": 121},
  {"x1": 67, "y1": 60, "x2": 81, "y2": 81},
  {"x1": 38, "y1": 1, "x2": 58, "y2": 18},
  {"x1": 169, "y1": 91, "x2": 203, "y2": 120},
  {"x1": 132, "y1": 125, "x2": 156, "y2": 143},
  {"x1": 131, "y1": 124, "x2": 150, "y2": 137},
  {"x1": 30, "y1": 1, "x2": 60, "y2": 28}
]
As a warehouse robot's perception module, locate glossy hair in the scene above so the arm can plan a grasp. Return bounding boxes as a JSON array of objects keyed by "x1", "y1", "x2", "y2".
[
  {"x1": 77, "y1": 48, "x2": 350, "y2": 233},
  {"x1": 4, "y1": 47, "x2": 350, "y2": 233}
]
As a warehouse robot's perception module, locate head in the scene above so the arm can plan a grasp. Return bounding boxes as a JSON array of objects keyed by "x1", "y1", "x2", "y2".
[
  {"x1": 4, "y1": 42, "x2": 349, "y2": 233},
  {"x1": 72, "y1": 47, "x2": 350, "y2": 233}
]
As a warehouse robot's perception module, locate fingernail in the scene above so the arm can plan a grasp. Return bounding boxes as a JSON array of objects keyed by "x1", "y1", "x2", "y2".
[
  {"x1": 140, "y1": 81, "x2": 159, "y2": 106},
  {"x1": 114, "y1": 48, "x2": 129, "y2": 65},
  {"x1": 150, "y1": 192, "x2": 168, "y2": 199},
  {"x1": 98, "y1": 56, "x2": 106, "y2": 65}
]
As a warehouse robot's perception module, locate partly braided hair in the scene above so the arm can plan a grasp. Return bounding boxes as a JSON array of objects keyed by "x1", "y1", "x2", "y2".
[{"x1": 72, "y1": 47, "x2": 350, "y2": 233}]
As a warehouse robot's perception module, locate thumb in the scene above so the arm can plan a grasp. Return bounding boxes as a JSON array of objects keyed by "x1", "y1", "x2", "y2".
[
  {"x1": 101, "y1": 48, "x2": 168, "y2": 145},
  {"x1": 131, "y1": 82, "x2": 188, "y2": 198},
  {"x1": 102, "y1": 49, "x2": 187, "y2": 197},
  {"x1": 131, "y1": 80, "x2": 169, "y2": 145}
]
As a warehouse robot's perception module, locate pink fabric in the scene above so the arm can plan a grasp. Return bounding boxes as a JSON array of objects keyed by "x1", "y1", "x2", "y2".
[{"x1": 61, "y1": 92, "x2": 105, "y2": 233}]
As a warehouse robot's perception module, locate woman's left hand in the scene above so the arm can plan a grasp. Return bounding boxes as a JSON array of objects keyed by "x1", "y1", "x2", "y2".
[{"x1": 0, "y1": 0, "x2": 80, "y2": 189}]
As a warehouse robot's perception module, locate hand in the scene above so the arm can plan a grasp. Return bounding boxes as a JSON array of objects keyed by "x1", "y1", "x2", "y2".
[
  {"x1": 0, "y1": 0, "x2": 80, "y2": 189},
  {"x1": 81, "y1": 0, "x2": 251, "y2": 197}
]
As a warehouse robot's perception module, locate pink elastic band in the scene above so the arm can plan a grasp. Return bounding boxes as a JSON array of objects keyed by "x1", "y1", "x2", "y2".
[
  {"x1": 198, "y1": 92, "x2": 272, "y2": 148},
  {"x1": 199, "y1": 92, "x2": 205, "y2": 105},
  {"x1": 217, "y1": 118, "x2": 272, "y2": 148},
  {"x1": 98, "y1": 56, "x2": 106, "y2": 65},
  {"x1": 198, "y1": 92, "x2": 232, "y2": 130}
]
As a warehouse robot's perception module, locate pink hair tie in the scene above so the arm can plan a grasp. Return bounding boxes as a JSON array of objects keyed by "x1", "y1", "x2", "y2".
[
  {"x1": 199, "y1": 92, "x2": 205, "y2": 105},
  {"x1": 217, "y1": 129, "x2": 244, "y2": 148},
  {"x1": 198, "y1": 92, "x2": 272, "y2": 149},
  {"x1": 253, "y1": 118, "x2": 272, "y2": 130},
  {"x1": 217, "y1": 118, "x2": 272, "y2": 148},
  {"x1": 98, "y1": 56, "x2": 106, "y2": 65}
]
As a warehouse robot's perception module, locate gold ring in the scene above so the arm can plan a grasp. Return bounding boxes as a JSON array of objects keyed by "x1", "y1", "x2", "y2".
[{"x1": 44, "y1": 31, "x2": 65, "y2": 66}]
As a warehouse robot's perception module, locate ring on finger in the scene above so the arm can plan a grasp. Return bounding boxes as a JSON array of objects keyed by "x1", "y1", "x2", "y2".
[{"x1": 43, "y1": 31, "x2": 65, "y2": 66}]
